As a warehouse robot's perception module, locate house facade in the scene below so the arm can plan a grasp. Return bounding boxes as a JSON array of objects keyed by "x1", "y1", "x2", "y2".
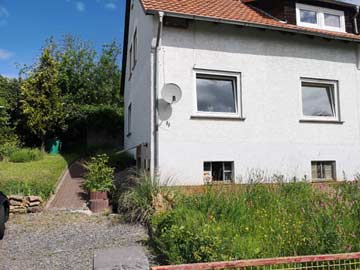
[{"x1": 122, "y1": 0, "x2": 360, "y2": 185}]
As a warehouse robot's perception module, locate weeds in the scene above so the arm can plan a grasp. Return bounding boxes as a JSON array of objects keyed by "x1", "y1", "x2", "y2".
[{"x1": 150, "y1": 180, "x2": 360, "y2": 264}]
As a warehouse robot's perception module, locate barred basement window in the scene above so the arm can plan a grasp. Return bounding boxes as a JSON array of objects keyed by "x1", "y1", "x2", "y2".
[
  {"x1": 203, "y1": 161, "x2": 234, "y2": 182},
  {"x1": 311, "y1": 161, "x2": 336, "y2": 181}
]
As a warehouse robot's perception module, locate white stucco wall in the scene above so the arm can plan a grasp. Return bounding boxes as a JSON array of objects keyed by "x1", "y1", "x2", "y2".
[
  {"x1": 124, "y1": 0, "x2": 155, "y2": 153},
  {"x1": 156, "y1": 20, "x2": 360, "y2": 185}
]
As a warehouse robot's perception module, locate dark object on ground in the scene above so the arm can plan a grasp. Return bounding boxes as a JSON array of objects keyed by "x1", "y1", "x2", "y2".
[{"x1": 0, "y1": 191, "x2": 9, "y2": 239}]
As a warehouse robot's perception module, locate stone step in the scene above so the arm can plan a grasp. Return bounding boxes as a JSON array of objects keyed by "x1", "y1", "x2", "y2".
[{"x1": 93, "y1": 246, "x2": 149, "y2": 270}]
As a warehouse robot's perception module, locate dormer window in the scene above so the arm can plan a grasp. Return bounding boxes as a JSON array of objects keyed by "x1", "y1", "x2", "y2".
[{"x1": 296, "y1": 3, "x2": 345, "y2": 33}]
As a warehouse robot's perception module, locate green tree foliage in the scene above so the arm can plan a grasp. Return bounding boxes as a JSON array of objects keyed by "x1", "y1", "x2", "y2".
[
  {"x1": 50, "y1": 35, "x2": 122, "y2": 107},
  {"x1": 20, "y1": 48, "x2": 66, "y2": 150}
]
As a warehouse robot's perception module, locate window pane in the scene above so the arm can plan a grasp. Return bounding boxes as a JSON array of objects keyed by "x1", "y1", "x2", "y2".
[
  {"x1": 224, "y1": 162, "x2": 232, "y2": 171},
  {"x1": 211, "y1": 162, "x2": 224, "y2": 181},
  {"x1": 204, "y1": 162, "x2": 211, "y2": 171},
  {"x1": 325, "y1": 13, "x2": 340, "y2": 28},
  {"x1": 302, "y1": 84, "x2": 335, "y2": 117},
  {"x1": 300, "y1": 9, "x2": 317, "y2": 24},
  {"x1": 197, "y1": 76, "x2": 237, "y2": 113}
]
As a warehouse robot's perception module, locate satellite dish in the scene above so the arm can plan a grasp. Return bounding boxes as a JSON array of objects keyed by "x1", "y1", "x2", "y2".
[
  {"x1": 158, "y1": 99, "x2": 173, "y2": 121},
  {"x1": 162, "y1": 83, "x2": 182, "y2": 104}
]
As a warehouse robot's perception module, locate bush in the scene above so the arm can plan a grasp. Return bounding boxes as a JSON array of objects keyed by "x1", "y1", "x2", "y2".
[
  {"x1": 118, "y1": 172, "x2": 161, "y2": 224},
  {"x1": 108, "y1": 151, "x2": 135, "y2": 170},
  {"x1": 9, "y1": 148, "x2": 44, "y2": 163},
  {"x1": 0, "y1": 139, "x2": 20, "y2": 161},
  {"x1": 150, "y1": 182, "x2": 360, "y2": 264},
  {"x1": 84, "y1": 154, "x2": 114, "y2": 192}
]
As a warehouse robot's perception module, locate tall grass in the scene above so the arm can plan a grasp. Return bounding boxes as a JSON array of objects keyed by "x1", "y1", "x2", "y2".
[{"x1": 150, "y1": 181, "x2": 360, "y2": 264}]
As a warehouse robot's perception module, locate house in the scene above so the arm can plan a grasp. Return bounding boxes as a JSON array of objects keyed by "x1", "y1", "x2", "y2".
[{"x1": 121, "y1": 0, "x2": 360, "y2": 185}]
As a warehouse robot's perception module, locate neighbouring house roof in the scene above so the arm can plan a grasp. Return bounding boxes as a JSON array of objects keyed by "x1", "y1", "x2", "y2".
[{"x1": 140, "y1": 0, "x2": 360, "y2": 42}]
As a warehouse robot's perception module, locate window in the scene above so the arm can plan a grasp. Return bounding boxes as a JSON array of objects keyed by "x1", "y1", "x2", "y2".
[
  {"x1": 311, "y1": 161, "x2": 336, "y2": 181},
  {"x1": 194, "y1": 70, "x2": 242, "y2": 118},
  {"x1": 203, "y1": 162, "x2": 234, "y2": 182},
  {"x1": 127, "y1": 103, "x2": 132, "y2": 135},
  {"x1": 300, "y1": 9, "x2": 317, "y2": 24},
  {"x1": 129, "y1": 45, "x2": 133, "y2": 78},
  {"x1": 300, "y1": 78, "x2": 339, "y2": 121},
  {"x1": 133, "y1": 29, "x2": 137, "y2": 69},
  {"x1": 296, "y1": 3, "x2": 345, "y2": 32}
]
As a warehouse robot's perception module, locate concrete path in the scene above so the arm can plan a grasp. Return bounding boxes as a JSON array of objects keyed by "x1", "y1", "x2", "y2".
[{"x1": 47, "y1": 160, "x2": 88, "y2": 210}]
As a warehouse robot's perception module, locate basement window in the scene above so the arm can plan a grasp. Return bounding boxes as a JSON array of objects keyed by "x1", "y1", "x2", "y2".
[
  {"x1": 296, "y1": 3, "x2": 345, "y2": 32},
  {"x1": 311, "y1": 161, "x2": 336, "y2": 181},
  {"x1": 203, "y1": 162, "x2": 234, "y2": 183},
  {"x1": 300, "y1": 78, "x2": 339, "y2": 122},
  {"x1": 195, "y1": 70, "x2": 242, "y2": 118}
]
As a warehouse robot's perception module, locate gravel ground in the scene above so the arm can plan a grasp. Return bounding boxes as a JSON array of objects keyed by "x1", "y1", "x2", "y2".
[{"x1": 0, "y1": 211, "x2": 148, "y2": 270}]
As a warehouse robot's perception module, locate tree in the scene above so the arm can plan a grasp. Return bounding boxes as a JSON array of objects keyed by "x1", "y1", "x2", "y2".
[{"x1": 20, "y1": 48, "x2": 66, "y2": 150}]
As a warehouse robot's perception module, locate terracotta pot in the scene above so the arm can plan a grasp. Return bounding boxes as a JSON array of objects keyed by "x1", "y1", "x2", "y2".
[
  {"x1": 90, "y1": 199, "x2": 109, "y2": 213},
  {"x1": 89, "y1": 191, "x2": 108, "y2": 200}
]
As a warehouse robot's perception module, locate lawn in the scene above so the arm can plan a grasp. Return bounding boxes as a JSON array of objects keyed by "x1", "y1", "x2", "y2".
[
  {"x1": 0, "y1": 153, "x2": 77, "y2": 199},
  {"x1": 149, "y1": 181, "x2": 360, "y2": 264}
]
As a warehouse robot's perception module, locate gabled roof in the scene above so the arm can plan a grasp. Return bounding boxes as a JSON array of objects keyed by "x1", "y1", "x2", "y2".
[{"x1": 140, "y1": 0, "x2": 360, "y2": 42}]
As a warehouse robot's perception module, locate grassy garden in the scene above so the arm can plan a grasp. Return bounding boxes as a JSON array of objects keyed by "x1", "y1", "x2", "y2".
[
  {"x1": 118, "y1": 174, "x2": 360, "y2": 265},
  {"x1": 0, "y1": 153, "x2": 76, "y2": 199}
]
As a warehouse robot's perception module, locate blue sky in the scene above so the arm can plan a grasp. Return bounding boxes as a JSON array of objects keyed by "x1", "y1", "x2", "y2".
[{"x1": 0, "y1": 0, "x2": 126, "y2": 78}]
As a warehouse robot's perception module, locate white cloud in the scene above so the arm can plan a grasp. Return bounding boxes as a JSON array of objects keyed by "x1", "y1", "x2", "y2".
[
  {"x1": 105, "y1": 2, "x2": 117, "y2": 10},
  {"x1": 76, "y1": 1, "x2": 85, "y2": 12},
  {"x1": 0, "y1": 49, "x2": 14, "y2": 60}
]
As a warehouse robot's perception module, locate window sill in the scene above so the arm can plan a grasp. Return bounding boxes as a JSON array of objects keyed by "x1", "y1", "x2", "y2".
[
  {"x1": 191, "y1": 115, "x2": 246, "y2": 121},
  {"x1": 299, "y1": 119, "x2": 344, "y2": 124}
]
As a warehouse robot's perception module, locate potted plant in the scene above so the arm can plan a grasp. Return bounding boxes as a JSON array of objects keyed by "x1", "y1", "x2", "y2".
[{"x1": 84, "y1": 154, "x2": 114, "y2": 213}]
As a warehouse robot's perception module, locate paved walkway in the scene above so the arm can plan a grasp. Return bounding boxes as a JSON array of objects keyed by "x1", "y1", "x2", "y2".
[{"x1": 47, "y1": 160, "x2": 88, "y2": 210}]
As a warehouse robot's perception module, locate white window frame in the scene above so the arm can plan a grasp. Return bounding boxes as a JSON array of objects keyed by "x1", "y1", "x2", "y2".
[
  {"x1": 193, "y1": 69, "x2": 242, "y2": 119},
  {"x1": 311, "y1": 160, "x2": 336, "y2": 181},
  {"x1": 299, "y1": 78, "x2": 340, "y2": 122},
  {"x1": 203, "y1": 161, "x2": 234, "y2": 183},
  {"x1": 296, "y1": 3, "x2": 346, "y2": 33}
]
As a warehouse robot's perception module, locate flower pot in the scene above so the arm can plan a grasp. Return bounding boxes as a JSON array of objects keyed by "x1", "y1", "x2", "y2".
[
  {"x1": 89, "y1": 191, "x2": 109, "y2": 213},
  {"x1": 90, "y1": 191, "x2": 108, "y2": 200}
]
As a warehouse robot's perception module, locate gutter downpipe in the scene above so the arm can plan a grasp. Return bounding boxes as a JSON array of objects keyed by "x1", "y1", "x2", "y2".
[
  {"x1": 354, "y1": 6, "x2": 359, "y2": 35},
  {"x1": 152, "y1": 11, "x2": 164, "y2": 179}
]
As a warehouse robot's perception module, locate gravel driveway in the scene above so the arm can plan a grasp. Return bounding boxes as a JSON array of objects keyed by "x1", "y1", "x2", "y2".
[{"x1": 0, "y1": 211, "x2": 148, "y2": 270}]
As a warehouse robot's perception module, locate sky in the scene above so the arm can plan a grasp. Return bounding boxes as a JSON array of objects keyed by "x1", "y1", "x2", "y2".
[
  {"x1": 0, "y1": 0, "x2": 360, "y2": 78},
  {"x1": 0, "y1": 0, "x2": 126, "y2": 78}
]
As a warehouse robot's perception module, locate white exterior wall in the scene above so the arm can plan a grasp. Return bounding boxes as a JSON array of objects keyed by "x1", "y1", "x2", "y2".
[
  {"x1": 124, "y1": 0, "x2": 155, "y2": 154},
  {"x1": 156, "y1": 21, "x2": 360, "y2": 185}
]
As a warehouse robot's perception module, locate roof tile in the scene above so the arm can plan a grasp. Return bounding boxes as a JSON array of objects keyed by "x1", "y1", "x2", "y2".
[{"x1": 140, "y1": 0, "x2": 360, "y2": 41}]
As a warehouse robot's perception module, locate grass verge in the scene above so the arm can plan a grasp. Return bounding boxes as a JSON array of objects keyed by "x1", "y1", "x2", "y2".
[{"x1": 0, "y1": 153, "x2": 77, "y2": 199}]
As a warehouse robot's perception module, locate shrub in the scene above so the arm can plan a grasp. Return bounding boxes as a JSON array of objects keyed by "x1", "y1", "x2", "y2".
[
  {"x1": 118, "y1": 172, "x2": 160, "y2": 224},
  {"x1": 117, "y1": 172, "x2": 175, "y2": 224},
  {"x1": 108, "y1": 151, "x2": 135, "y2": 170},
  {"x1": 83, "y1": 154, "x2": 114, "y2": 192},
  {"x1": 0, "y1": 139, "x2": 20, "y2": 161},
  {"x1": 9, "y1": 148, "x2": 44, "y2": 163}
]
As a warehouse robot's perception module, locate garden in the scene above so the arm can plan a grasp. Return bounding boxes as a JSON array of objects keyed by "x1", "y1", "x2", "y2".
[
  {"x1": 0, "y1": 35, "x2": 123, "y2": 202},
  {"x1": 118, "y1": 173, "x2": 360, "y2": 265}
]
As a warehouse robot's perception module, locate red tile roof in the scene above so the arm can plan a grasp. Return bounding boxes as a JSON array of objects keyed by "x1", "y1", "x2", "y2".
[{"x1": 140, "y1": 0, "x2": 360, "y2": 42}]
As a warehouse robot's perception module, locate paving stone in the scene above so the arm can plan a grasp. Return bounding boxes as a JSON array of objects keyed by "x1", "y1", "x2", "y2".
[{"x1": 94, "y1": 246, "x2": 149, "y2": 270}]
